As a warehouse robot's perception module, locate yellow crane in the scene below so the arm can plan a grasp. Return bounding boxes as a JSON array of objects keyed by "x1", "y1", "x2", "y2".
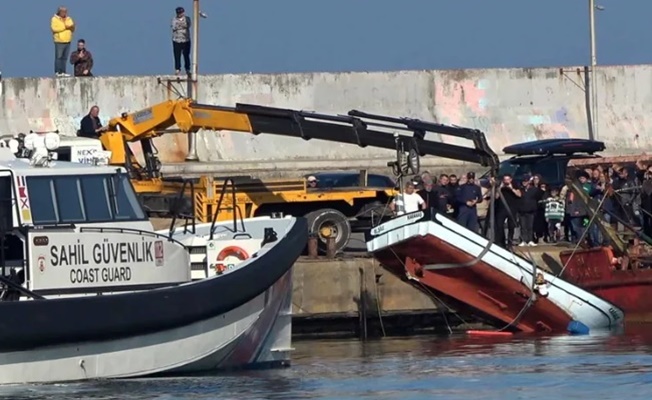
[{"x1": 99, "y1": 97, "x2": 498, "y2": 252}]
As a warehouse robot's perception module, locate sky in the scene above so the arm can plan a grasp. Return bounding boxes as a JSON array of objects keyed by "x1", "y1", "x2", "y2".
[{"x1": 0, "y1": 0, "x2": 648, "y2": 78}]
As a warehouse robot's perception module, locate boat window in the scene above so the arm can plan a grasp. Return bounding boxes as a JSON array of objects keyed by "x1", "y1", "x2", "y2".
[
  {"x1": 54, "y1": 176, "x2": 85, "y2": 222},
  {"x1": 25, "y1": 177, "x2": 58, "y2": 224},
  {"x1": 112, "y1": 174, "x2": 145, "y2": 220},
  {"x1": 80, "y1": 175, "x2": 112, "y2": 222},
  {"x1": 25, "y1": 173, "x2": 145, "y2": 225}
]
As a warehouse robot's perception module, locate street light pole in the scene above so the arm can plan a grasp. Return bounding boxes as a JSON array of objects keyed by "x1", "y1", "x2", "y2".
[
  {"x1": 590, "y1": 0, "x2": 597, "y2": 69},
  {"x1": 185, "y1": 0, "x2": 200, "y2": 161},
  {"x1": 589, "y1": 0, "x2": 599, "y2": 140}
]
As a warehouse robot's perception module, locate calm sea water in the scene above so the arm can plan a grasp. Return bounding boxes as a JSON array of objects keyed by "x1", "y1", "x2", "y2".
[{"x1": 3, "y1": 327, "x2": 652, "y2": 400}]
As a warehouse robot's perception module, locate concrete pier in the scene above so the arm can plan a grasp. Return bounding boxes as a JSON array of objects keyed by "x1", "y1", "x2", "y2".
[{"x1": 292, "y1": 257, "x2": 479, "y2": 338}]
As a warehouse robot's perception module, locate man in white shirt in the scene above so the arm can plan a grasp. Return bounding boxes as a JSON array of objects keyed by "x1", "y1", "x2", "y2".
[{"x1": 390, "y1": 182, "x2": 426, "y2": 215}]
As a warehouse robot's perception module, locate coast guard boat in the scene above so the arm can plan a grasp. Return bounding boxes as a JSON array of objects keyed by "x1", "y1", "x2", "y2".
[{"x1": 0, "y1": 132, "x2": 306, "y2": 384}]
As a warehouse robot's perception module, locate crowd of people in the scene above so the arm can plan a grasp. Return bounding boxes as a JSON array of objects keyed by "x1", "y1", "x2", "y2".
[
  {"x1": 51, "y1": 6, "x2": 191, "y2": 77},
  {"x1": 391, "y1": 161, "x2": 652, "y2": 250}
]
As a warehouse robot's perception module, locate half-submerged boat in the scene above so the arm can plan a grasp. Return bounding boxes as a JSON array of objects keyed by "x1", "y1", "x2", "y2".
[
  {"x1": 0, "y1": 133, "x2": 306, "y2": 384},
  {"x1": 360, "y1": 116, "x2": 624, "y2": 334},
  {"x1": 367, "y1": 210, "x2": 623, "y2": 333}
]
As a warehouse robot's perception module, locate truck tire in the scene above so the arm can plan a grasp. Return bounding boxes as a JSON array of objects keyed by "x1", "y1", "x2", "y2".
[{"x1": 305, "y1": 208, "x2": 351, "y2": 254}]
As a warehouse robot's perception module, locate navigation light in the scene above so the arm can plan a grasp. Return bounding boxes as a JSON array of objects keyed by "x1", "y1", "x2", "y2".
[{"x1": 44, "y1": 132, "x2": 60, "y2": 150}]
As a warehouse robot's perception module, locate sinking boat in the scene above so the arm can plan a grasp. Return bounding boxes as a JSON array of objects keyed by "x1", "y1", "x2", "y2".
[
  {"x1": 367, "y1": 210, "x2": 623, "y2": 333},
  {"x1": 355, "y1": 118, "x2": 624, "y2": 334},
  {"x1": 0, "y1": 133, "x2": 306, "y2": 384}
]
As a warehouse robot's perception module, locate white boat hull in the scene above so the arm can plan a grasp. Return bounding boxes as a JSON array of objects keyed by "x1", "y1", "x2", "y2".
[
  {"x1": 367, "y1": 211, "x2": 625, "y2": 332},
  {"x1": 0, "y1": 269, "x2": 293, "y2": 385}
]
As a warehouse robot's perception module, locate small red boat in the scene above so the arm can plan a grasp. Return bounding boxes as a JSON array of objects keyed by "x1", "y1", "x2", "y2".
[
  {"x1": 367, "y1": 211, "x2": 623, "y2": 334},
  {"x1": 559, "y1": 157, "x2": 652, "y2": 323},
  {"x1": 559, "y1": 245, "x2": 652, "y2": 323}
]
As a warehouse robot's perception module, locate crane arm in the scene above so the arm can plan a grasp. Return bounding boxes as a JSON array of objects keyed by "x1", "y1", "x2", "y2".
[
  {"x1": 235, "y1": 103, "x2": 499, "y2": 170},
  {"x1": 101, "y1": 98, "x2": 499, "y2": 181}
]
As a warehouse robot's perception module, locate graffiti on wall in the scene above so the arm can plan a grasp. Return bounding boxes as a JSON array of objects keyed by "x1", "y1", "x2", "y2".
[{"x1": 432, "y1": 78, "x2": 579, "y2": 152}]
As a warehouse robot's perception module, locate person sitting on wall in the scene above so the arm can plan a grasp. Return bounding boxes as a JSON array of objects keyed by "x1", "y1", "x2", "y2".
[
  {"x1": 78, "y1": 105, "x2": 108, "y2": 139},
  {"x1": 390, "y1": 181, "x2": 426, "y2": 216}
]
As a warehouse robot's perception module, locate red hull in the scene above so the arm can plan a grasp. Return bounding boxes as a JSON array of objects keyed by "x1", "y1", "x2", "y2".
[
  {"x1": 560, "y1": 247, "x2": 652, "y2": 322},
  {"x1": 375, "y1": 234, "x2": 573, "y2": 333}
]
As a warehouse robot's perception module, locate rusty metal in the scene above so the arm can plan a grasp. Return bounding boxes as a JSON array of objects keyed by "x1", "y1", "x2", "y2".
[
  {"x1": 326, "y1": 236, "x2": 336, "y2": 259},
  {"x1": 565, "y1": 179, "x2": 627, "y2": 256},
  {"x1": 307, "y1": 234, "x2": 318, "y2": 258},
  {"x1": 567, "y1": 154, "x2": 652, "y2": 168}
]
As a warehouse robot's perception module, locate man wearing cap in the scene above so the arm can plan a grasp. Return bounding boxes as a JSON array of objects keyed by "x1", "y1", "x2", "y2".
[
  {"x1": 171, "y1": 7, "x2": 192, "y2": 75},
  {"x1": 306, "y1": 175, "x2": 318, "y2": 189},
  {"x1": 455, "y1": 172, "x2": 482, "y2": 232}
]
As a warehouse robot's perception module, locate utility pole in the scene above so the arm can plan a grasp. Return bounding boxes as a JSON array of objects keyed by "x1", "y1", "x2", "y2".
[
  {"x1": 185, "y1": 0, "x2": 200, "y2": 161},
  {"x1": 589, "y1": 0, "x2": 599, "y2": 140}
]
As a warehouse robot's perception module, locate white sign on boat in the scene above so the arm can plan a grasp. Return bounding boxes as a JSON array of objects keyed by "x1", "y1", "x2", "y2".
[
  {"x1": 370, "y1": 211, "x2": 424, "y2": 236},
  {"x1": 27, "y1": 230, "x2": 190, "y2": 292}
]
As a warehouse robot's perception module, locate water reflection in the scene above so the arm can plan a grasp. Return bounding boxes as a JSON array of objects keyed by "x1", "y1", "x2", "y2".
[{"x1": 2, "y1": 326, "x2": 652, "y2": 400}]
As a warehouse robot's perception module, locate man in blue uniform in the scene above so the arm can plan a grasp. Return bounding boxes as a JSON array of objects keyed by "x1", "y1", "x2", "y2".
[{"x1": 456, "y1": 172, "x2": 482, "y2": 232}]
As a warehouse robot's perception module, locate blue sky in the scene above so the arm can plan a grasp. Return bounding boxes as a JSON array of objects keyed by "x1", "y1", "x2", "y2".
[{"x1": 0, "y1": 0, "x2": 646, "y2": 77}]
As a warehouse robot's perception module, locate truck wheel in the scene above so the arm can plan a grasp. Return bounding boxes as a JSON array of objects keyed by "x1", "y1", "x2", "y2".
[{"x1": 305, "y1": 208, "x2": 351, "y2": 254}]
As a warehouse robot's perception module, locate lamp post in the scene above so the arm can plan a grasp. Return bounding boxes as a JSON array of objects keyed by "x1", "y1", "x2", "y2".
[
  {"x1": 185, "y1": 0, "x2": 207, "y2": 161},
  {"x1": 589, "y1": 1, "x2": 604, "y2": 140}
]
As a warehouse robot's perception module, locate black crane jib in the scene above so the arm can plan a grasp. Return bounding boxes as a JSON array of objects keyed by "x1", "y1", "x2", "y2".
[{"x1": 234, "y1": 103, "x2": 500, "y2": 171}]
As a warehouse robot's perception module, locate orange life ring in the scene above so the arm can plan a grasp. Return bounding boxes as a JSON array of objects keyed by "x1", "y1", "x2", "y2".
[{"x1": 214, "y1": 246, "x2": 249, "y2": 274}]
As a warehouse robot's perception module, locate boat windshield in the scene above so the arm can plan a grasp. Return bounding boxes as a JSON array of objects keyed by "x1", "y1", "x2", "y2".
[{"x1": 25, "y1": 172, "x2": 146, "y2": 225}]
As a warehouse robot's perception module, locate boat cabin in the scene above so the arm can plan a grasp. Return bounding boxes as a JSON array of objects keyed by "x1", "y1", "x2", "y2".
[{"x1": 0, "y1": 132, "x2": 191, "y2": 299}]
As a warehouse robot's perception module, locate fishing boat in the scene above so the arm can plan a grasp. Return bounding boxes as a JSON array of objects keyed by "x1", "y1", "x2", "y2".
[
  {"x1": 0, "y1": 132, "x2": 306, "y2": 384},
  {"x1": 557, "y1": 155, "x2": 652, "y2": 323},
  {"x1": 360, "y1": 119, "x2": 624, "y2": 334},
  {"x1": 367, "y1": 210, "x2": 623, "y2": 333}
]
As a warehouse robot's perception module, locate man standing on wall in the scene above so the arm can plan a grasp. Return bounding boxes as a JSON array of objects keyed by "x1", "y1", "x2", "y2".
[
  {"x1": 51, "y1": 6, "x2": 75, "y2": 77},
  {"x1": 171, "y1": 7, "x2": 191, "y2": 76},
  {"x1": 70, "y1": 39, "x2": 94, "y2": 77}
]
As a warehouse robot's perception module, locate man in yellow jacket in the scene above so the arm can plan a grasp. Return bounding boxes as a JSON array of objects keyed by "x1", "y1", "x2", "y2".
[{"x1": 51, "y1": 6, "x2": 75, "y2": 77}]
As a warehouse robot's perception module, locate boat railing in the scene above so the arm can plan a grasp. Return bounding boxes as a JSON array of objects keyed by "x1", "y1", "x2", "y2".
[
  {"x1": 164, "y1": 177, "x2": 198, "y2": 237},
  {"x1": 209, "y1": 177, "x2": 248, "y2": 241},
  {"x1": 79, "y1": 226, "x2": 187, "y2": 249}
]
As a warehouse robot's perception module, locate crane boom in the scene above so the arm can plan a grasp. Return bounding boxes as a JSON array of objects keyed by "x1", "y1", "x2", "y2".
[{"x1": 101, "y1": 98, "x2": 498, "y2": 189}]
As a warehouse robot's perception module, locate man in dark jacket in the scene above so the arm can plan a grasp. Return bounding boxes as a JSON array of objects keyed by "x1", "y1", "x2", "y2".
[
  {"x1": 78, "y1": 105, "x2": 107, "y2": 138},
  {"x1": 518, "y1": 175, "x2": 543, "y2": 246},
  {"x1": 418, "y1": 180, "x2": 438, "y2": 217},
  {"x1": 566, "y1": 171, "x2": 593, "y2": 244},
  {"x1": 612, "y1": 165, "x2": 637, "y2": 225},
  {"x1": 494, "y1": 173, "x2": 522, "y2": 248},
  {"x1": 456, "y1": 172, "x2": 482, "y2": 232},
  {"x1": 69, "y1": 39, "x2": 94, "y2": 77}
]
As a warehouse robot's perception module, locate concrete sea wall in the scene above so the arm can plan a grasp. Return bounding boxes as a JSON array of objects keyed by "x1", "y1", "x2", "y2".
[{"x1": 1, "y1": 65, "x2": 650, "y2": 172}]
